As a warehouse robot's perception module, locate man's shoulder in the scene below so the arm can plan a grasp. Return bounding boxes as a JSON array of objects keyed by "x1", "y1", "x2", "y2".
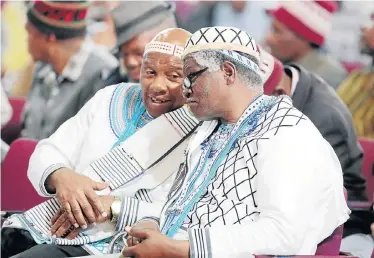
[
  {"x1": 304, "y1": 76, "x2": 353, "y2": 133},
  {"x1": 245, "y1": 96, "x2": 319, "y2": 144},
  {"x1": 318, "y1": 53, "x2": 347, "y2": 78}
]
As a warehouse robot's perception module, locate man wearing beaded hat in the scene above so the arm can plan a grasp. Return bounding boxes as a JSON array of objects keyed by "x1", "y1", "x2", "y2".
[
  {"x1": 21, "y1": 0, "x2": 118, "y2": 140},
  {"x1": 122, "y1": 26, "x2": 350, "y2": 257},
  {"x1": 1, "y1": 28, "x2": 199, "y2": 258}
]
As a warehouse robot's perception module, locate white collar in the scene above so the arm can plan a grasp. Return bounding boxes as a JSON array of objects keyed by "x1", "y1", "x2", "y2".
[{"x1": 285, "y1": 66, "x2": 300, "y2": 97}]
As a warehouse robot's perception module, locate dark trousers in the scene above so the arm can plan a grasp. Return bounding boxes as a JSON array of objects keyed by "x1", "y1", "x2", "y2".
[{"x1": 1, "y1": 228, "x2": 89, "y2": 258}]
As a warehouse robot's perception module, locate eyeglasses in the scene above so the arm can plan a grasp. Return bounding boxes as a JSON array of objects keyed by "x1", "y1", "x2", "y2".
[{"x1": 183, "y1": 67, "x2": 208, "y2": 92}]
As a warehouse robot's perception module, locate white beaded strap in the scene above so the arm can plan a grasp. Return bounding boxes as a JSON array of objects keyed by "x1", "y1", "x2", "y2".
[{"x1": 144, "y1": 41, "x2": 184, "y2": 58}]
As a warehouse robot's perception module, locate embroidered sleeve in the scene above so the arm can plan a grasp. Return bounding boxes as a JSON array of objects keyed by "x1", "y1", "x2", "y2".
[
  {"x1": 188, "y1": 228, "x2": 212, "y2": 258},
  {"x1": 115, "y1": 196, "x2": 140, "y2": 231},
  {"x1": 115, "y1": 198, "x2": 164, "y2": 231}
]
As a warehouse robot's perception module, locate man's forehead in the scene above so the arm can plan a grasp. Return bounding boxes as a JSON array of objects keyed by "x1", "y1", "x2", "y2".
[
  {"x1": 143, "y1": 52, "x2": 183, "y2": 68},
  {"x1": 183, "y1": 55, "x2": 201, "y2": 71}
]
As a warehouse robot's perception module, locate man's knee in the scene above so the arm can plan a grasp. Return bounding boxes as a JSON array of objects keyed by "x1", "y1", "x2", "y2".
[
  {"x1": 1, "y1": 228, "x2": 36, "y2": 258},
  {"x1": 11, "y1": 244, "x2": 62, "y2": 258}
]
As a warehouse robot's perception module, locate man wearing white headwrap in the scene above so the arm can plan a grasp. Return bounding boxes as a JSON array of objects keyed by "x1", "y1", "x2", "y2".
[
  {"x1": 1, "y1": 28, "x2": 199, "y2": 258},
  {"x1": 122, "y1": 26, "x2": 350, "y2": 258}
]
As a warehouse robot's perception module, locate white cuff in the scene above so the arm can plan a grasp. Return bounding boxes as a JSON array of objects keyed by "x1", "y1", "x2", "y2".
[{"x1": 39, "y1": 163, "x2": 67, "y2": 196}]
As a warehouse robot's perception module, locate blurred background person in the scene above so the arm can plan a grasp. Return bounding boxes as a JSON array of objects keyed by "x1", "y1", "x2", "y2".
[
  {"x1": 103, "y1": 1, "x2": 178, "y2": 85},
  {"x1": 265, "y1": 1, "x2": 348, "y2": 89},
  {"x1": 179, "y1": 1, "x2": 276, "y2": 43},
  {"x1": 20, "y1": 0, "x2": 117, "y2": 141},
  {"x1": 86, "y1": 0, "x2": 119, "y2": 51},
  {"x1": 337, "y1": 12, "x2": 374, "y2": 139}
]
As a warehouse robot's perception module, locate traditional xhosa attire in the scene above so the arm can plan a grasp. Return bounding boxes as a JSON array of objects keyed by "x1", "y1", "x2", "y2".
[
  {"x1": 147, "y1": 27, "x2": 350, "y2": 257},
  {"x1": 2, "y1": 40, "x2": 198, "y2": 256}
]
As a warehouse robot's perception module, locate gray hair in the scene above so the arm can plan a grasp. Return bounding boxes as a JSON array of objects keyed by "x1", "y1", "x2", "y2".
[{"x1": 187, "y1": 50, "x2": 263, "y2": 90}]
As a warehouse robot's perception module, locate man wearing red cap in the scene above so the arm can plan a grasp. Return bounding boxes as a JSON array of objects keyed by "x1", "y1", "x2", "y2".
[
  {"x1": 21, "y1": 0, "x2": 118, "y2": 140},
  {"x1": 265, "y1": 1, "x2": 347, "y2": 89}
]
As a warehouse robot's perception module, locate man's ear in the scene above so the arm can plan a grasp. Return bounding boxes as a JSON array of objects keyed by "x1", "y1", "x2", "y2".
[{"x1": 222, "y1": 61, "x2": 236, "y2": 85}]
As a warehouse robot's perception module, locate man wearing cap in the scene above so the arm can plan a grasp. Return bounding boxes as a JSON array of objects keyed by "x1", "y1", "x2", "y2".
[
  {"x1": 122, "y1": 26, "x2": 350, "y2": 257},
  {"x1": 103, "y1": 1, "x2": 178, "y2": 84},
  {"x1": 265, "y1": 1, "x2": 347, "y2": 89},
  {"x1": 1, "y1": 28, "x2": 197, "y2": 258},
  {"x1": 21, "y1": 1, "x2": 118, "y2": 141}
]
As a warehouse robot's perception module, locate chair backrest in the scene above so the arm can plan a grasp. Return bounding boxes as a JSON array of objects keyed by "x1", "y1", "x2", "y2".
[
  {"x1": 1, "y1": 97, "x2": 26, "y2": 144},
  {"x1": 1, "y1": 138, "x2": 47, "y2": 211},
  {"x1": 358, "y1": 138, "x2": 374, "y2": 201},
  {"x1": 314, "y1": 224, "x2": 344, "y2": 255},
  {"x1": 7, "y1": 97, "x2": 26, "y2": 126},
  {"x1": 314, "y1": 188, "x2": 347, "y2": 255}
]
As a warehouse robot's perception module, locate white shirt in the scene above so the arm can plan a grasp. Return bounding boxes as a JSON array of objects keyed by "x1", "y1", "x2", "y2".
[
  {"x1": 285, "y1": 65, "x2": 300, "y2": 97},
  {"x1": 160, "y1": 96, "x2": 350, "y2": 257}
]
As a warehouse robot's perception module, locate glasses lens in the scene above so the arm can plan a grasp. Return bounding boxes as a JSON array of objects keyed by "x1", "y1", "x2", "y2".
[{"x1": 183, "y1": 77, "x2": 191, "y2": 90}]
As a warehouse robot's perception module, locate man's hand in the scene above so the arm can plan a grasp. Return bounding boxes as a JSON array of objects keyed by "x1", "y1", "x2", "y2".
[
  {"x1": 50, "y1": 195, "x2": 114, "y2": 239},
  {"x1": 46, "y1": 168, "x2": 110, "y2": 229},
  {"x1": 122, "y1": 226, "x2": 189, "y2": 258},
  {"x1": 126, "y1": 220, "x2": 160, "y2": 247}
]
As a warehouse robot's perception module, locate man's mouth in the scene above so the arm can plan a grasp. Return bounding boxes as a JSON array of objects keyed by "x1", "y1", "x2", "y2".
[
  {"x1": 186, "y1": 99, "x2": 197, "y2": 104},
  {"x1": 150, "y1": 97, "x2": 171, "y2": 104}
]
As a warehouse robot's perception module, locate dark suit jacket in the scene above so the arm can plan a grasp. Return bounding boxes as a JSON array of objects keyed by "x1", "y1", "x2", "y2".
[{"x1": 289, "y1": 64, "x2": 369, "y2": 236}]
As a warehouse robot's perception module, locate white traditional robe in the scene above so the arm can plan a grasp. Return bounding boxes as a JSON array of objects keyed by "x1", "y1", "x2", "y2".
[
  {"x1": 157, "y1": 95, "x2": 350, "y2": 257},
  {"x1": 3, "y1": 83, "x2": 199, "y2": 254}
]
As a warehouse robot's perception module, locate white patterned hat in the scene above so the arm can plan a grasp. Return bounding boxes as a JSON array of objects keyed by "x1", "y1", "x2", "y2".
[{"x1": 183, "y1": 26, "x2": 261, "y2": 76}]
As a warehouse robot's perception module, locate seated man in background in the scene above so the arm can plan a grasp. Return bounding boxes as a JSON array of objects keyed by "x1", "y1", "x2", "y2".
[
  {"x1": 122, "y1": 26, "x2": 350, "y2": 258},
  {"x1": 21, "y1": 0, "x2": 118, "y2": 140},
  {"x1": 259, "y1": 47, "x2": 367, "y2": 203},
  {"x1": 104, "y1": 1, "x2": 178, "y2": 84},
  {"x1": 1, "y1": 28, "x2": 198, "y2": 258},
  {"x1": 337, "y1": 13, "x2": 374, "y2": 139},
  {"x1": 265, "y1": 1, "x2": 347, "y2": 89}
]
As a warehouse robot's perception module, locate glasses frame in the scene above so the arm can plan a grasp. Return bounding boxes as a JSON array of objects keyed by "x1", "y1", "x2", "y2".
[{"x1": 183, "y1": 67, "x2": 208, "y2": 92}]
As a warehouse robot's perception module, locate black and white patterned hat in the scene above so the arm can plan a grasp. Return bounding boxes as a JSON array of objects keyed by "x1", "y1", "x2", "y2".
[{"x1": 183, "y1": 26, "x2": 261, "y2": 76}]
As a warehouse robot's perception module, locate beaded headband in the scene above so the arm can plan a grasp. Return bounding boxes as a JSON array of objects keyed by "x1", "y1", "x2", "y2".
[{"x1": 144, "y1": 41, "x2": 184, "y2": 58}]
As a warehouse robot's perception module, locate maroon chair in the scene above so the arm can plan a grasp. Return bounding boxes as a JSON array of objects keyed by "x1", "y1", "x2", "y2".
[
  {"x1": 1, "y1": 97, "x2": 26, "y2": 144},
  {"x1": 255, "y1": 255, "x2": 359, "y2": 258},
  {"x1": 341, "y1": 61, "x2": 365, "y2": 74},
  {"x1": 358, "y1": 138, "x2": 374, "y2": 202},
  {"x1": 1, "y1": 138, "x2": 47, "y2": 211}
]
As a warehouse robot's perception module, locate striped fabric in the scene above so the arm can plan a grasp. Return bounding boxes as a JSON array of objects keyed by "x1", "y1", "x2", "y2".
[
  {"x1": 188, "y1": 228, "x2": 211, "y2": 258},
  {"x1": 90, "y1": 146, "x2": 144, "y2": 190},
  {"x1": 164, "y1": 107, "x2": 200, "y2": 137},
  {"x1": 116, "y1": 196, "x2": 140, "y2": 231},
  {"x1": 19, "y1": 198, "x2": 96, "y2": 245}
]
